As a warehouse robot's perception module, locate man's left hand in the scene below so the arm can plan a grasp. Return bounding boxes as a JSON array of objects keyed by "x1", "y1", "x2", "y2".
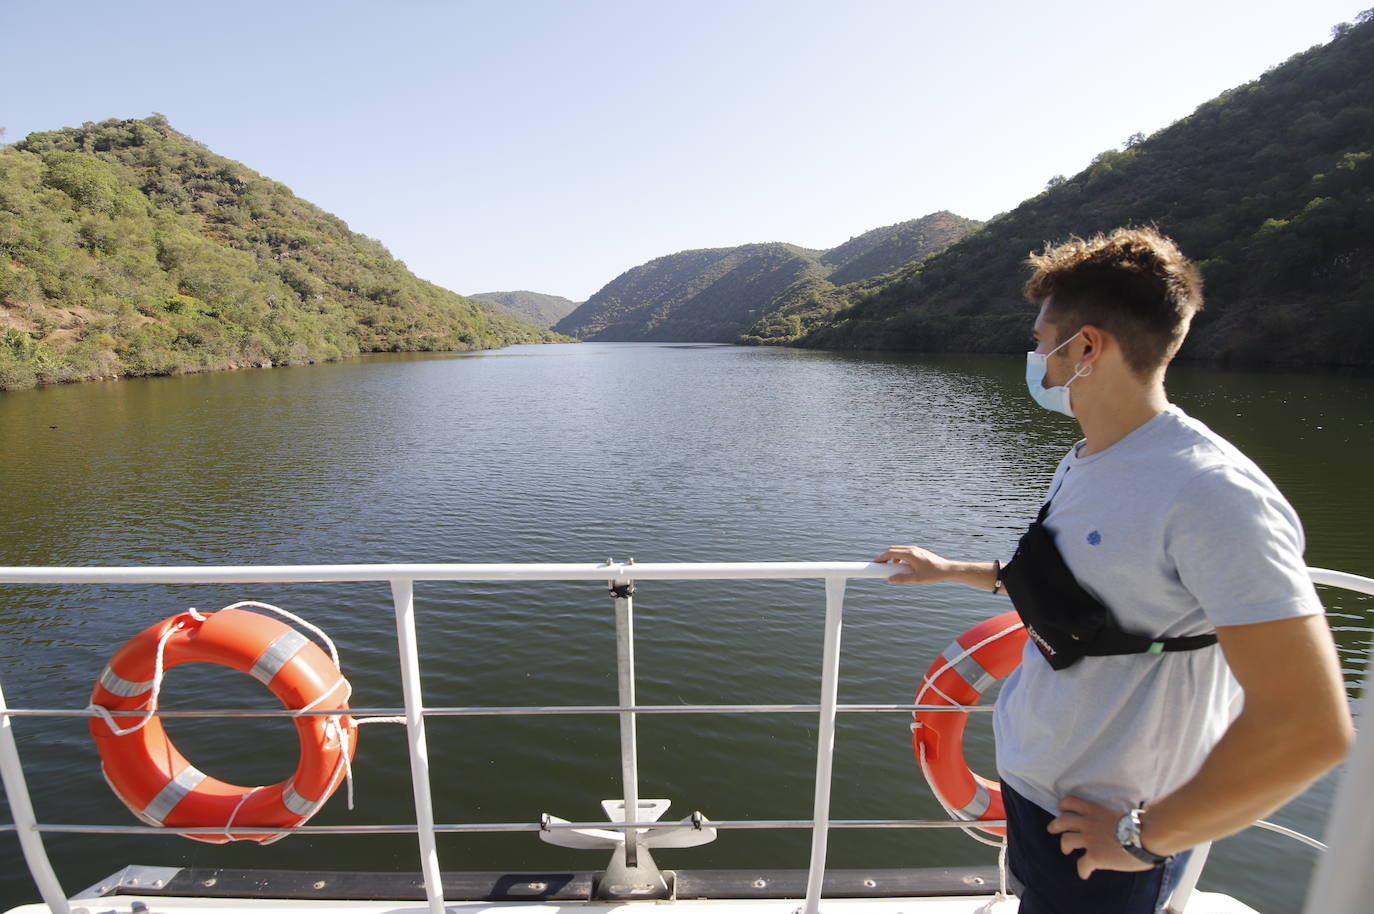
[{"x1": 1046, "y1": 796, "x2": 1155, "y2": 879}]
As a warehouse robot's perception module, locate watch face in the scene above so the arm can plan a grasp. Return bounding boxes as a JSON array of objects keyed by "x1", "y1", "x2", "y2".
[{"x1": 1115, "y1": 811, "x2": 1136, "y2": 846}]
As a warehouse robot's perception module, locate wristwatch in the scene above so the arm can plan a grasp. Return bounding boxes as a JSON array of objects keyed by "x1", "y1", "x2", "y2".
[{"x1": 1116, "y1": 807, "x2": 1171, "y2": 867}]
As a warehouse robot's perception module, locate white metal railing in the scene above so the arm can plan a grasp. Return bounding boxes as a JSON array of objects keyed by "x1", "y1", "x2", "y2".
[
  {"x1": 0, "y1": 561, "x2": 928, "y2": 914},
  {"x1": 0, "y1": 562, "x2": 1367, "y2": 914}
]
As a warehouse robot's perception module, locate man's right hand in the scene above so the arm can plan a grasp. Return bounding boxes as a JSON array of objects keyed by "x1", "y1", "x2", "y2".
[
  {"x1": 874, "y1": 549, "x2": 1003, "y2": 592},
  {"x1": 874, "y1": 545, "x2": 954, "y2": 583}
]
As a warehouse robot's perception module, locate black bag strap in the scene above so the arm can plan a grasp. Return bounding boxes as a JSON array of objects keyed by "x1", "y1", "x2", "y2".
[{"x1": 1083, "y1": 627, "x2": 1219, "y2": 656}]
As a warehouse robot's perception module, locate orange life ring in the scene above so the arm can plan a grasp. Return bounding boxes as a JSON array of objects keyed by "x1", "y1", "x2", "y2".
[
  {"x1": 912, "y1": 611, "x2": 1026, "y2": 837},
  {"x1": 89, "y1": 607, "x2": 357, "y2": 844}
]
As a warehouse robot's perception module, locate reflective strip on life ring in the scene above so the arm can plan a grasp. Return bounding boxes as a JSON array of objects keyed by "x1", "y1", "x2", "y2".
[
  {"x1": 912, "y1": 611, "x2": 1027, "y2": 838},
  {"x1": 98, "y1": 666, "x2": 154, "y2": 698},
  {"x1": 144, "y1": 765, "x2": 209, "y2": 825},
  {"x1": 250, "y1": 629, "x2": 309, "y2": 684},
  {"x1": 281, "y1": 778, "x2": 317, "y2": 817},
  {"x1": 89, "y1": 607, "x2": 357, "y2": 844}
]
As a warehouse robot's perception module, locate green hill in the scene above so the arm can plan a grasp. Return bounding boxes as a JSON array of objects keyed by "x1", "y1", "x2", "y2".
[
  {"x1": 556, "y1": 212, "x2": 981, "y2": 343},
  {"x1": 822, "y1": 212, "x2": 985, "y2": 285},
  {"x1": 555, "y1": 243, "x2": 827, "y2": 341},
  {"x1": 468, "y1": 290, "x2": 581, "y2": 328},
  {"x1": 740, "y1": 211, "x2": 983, "y2": 345},
  {"x1": 801, "y1": 12, "x2": 1374, "y2": 366},
  {"x1": 0, "y1": 116, "x2": 560, "y2": 390}
]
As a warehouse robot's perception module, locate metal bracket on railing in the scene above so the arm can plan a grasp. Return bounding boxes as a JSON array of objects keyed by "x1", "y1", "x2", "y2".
[
  {"x1": 540, "y1": 799, "x2": 716, "y2": 898},
  {"x1": 72, "y1": 864, "x2": 183, "y2": 899},
  {"x1": 606, "y1": 556, "x2": 636, "y2": 600},
  {"x1": 540, "y1": 799, "x2": 718, "y2": 850}
]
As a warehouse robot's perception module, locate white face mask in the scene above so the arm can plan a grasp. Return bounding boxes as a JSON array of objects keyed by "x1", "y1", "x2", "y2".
[{"x1": 1026, "y1": 330, "x2": 1091, "y2": 417}]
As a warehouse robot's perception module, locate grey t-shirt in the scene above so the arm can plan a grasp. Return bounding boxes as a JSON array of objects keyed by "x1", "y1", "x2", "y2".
[{"x1": 993, "y1": 405, "x2": 1322, "y2": 815}]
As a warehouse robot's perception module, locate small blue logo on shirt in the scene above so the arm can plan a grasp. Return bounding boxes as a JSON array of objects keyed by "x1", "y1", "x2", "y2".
[{"x1": 1086, "y1": 530, "x2": 1102, "y2": 546}]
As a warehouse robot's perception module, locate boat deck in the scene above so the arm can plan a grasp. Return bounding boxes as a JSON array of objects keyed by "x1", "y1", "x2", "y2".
[{"x1": 5, "y1": 889, "x2": 1264, "y2": 914}]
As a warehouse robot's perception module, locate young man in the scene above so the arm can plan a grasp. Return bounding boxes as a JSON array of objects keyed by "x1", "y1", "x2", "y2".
[{"x1": 877, "y1": 227, "x2": 1353, "y2": 913}]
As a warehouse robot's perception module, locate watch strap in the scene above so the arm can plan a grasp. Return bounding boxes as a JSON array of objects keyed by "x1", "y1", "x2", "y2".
[{"x1": 1121, "y1": 839, "x2": 1171, "y2": 866}]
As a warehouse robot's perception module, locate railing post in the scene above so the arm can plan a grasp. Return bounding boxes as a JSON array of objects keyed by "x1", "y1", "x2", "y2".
[
  {"x1": 612, "y1": 576, "x2": 642, "y2": 867},
  {"x1": 802, "y1": 576, "x2": 847, "y2": 914},
  {"x1": 1165, "y1": 841, "x2": 1211, "y2": 911},
  {"x1": 1303, "y1": 639, "x2": 1374, "y2": 914},
  {"x1": 391, "y1": 579, "x2": 446, "y2": 914},
  {"x1": 0, "y1": 680, "x2": 69, "y2": 914}
]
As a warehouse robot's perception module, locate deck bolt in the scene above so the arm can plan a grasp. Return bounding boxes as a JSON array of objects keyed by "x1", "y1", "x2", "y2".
[
  {"x1": 203, "y1": 877, "x2": 217, "y2": 887},
  {"x1": 754, "y1": 879, "x2": 767, "y2": 888},
  {"x1": 314, "y1": 880, "x2": 327, "y2": 889},
  {"x1": 864, "y1": 879, "x2": 876, "y2": 887},
  {"x1": 529, "y1": 882, "x2": 547, "y2": 891}
]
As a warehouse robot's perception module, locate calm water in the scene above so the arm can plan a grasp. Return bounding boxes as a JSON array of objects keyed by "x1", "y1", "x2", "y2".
[{"x1": 0, "y1": 342, "x2": 1370, "y2": 911}]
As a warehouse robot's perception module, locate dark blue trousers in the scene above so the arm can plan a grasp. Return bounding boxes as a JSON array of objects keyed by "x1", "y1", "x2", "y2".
[{"x1": 1002, "y1": 782, "x2": 1191, "y2": 914}]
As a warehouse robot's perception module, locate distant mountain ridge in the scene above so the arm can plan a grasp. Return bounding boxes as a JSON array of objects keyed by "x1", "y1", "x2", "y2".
[
  {"x1": 0, "y1": 117, "x2": 559, "y2": 390},
  {"x1": 468, "y1": 290, "x2": 580, "y2": 328},
  {"x1": 555, "y1": 212, "x2": 982, "y2": 343},
  {"x1": 556, "y1": 243, "x2": 826, "y2": 341}
]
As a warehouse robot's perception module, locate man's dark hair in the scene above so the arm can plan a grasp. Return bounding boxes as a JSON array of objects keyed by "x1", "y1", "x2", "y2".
[{"x1": 1024, "y1": 227, "x2": 1204, "y2": 376}]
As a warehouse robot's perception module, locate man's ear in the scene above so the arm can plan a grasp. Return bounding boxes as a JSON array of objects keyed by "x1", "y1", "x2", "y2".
[{"x1": 1078, "y1": 324, "x2": 1108, "y2": 365}]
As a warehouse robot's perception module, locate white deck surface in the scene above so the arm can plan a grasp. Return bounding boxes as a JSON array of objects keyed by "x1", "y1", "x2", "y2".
[{"x1": 6, "y1": 890, "x2": 1263, "y2": 914}]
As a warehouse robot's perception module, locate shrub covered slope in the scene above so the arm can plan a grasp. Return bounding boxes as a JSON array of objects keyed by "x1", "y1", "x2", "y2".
[
  {"x1": 0, "y1": 116, "x2": 559, "y2": 390},
  {"x1": 468, "y1": 290, "x2": 581, "y2": 328}
]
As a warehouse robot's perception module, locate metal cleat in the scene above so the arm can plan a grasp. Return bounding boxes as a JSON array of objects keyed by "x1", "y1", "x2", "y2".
[{"x1": 540, "y1": 799, "x2": 717, "y2": 850}]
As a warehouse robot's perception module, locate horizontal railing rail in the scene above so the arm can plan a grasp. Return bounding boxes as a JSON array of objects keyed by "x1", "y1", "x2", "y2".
[
  {"x1": 0, "y1": 817, "x2": 1008, "y2": 836},
  {"x1": 2, "y1": 703, "x2": 994, "y2": 718},
  {"x1": 1, "y1": 562, "x2": 1368, "y2": 914},
  {"x1": 0, "y1": 561, "x2": 897, "y2": 584}
]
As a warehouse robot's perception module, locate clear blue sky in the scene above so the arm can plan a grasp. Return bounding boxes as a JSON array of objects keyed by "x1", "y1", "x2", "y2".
[{"x1": 4, "y1": 0, "x2": 1367, "y2": 301}]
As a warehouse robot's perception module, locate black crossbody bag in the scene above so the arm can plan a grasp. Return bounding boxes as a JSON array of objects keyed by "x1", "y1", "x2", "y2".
[{"x1": 1001, "y1": 500, "x2": 1218, "y2": 671}]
